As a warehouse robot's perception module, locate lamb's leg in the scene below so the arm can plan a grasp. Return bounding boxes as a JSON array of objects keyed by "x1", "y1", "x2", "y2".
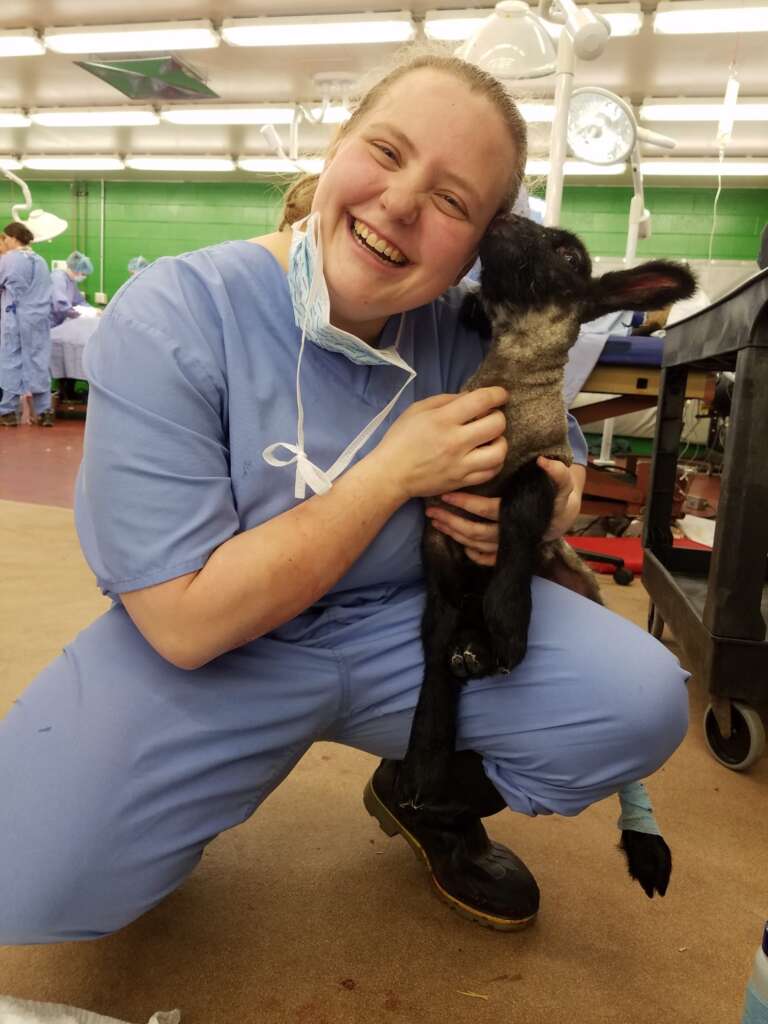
[
  {"x1": 541, "y1": 542, "x2": 673, "y2": 899},
  {"x1": 394, "y1": 529, "x2": 468, "y2": 811},
  {"x1": 482, "y1": 460, "x2": 555, "y2": 672}
]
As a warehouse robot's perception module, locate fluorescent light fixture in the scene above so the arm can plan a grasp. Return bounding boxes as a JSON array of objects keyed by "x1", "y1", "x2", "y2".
[
  {"x1": 654, "y1": 0, "x2": 768, "y2": 34},
  {"x1": 517, "y1": 102, "x2": 556, "y2": 123},
  {"x1": 161, "y1": 106, "x2": 295, "y2": 125},
  {"x1": 0, "y1": 29, "x2": 45, "y2": 57},
  {"x1": 526, "y1": 158, "x2": 627, "y2": 175},
  {"x1": 238, "y1": 157, "x2": 325, "y2": 174},
  {"x1": 310, "y1": 105, "x2": 352, "y2": 125},
  {"x1": 44, "y1": 20, "x2": 219, "y2": 54},
  {"x1": 23, "y1": 156, "x2": 125, "y2": 170},
  {"x1": 32, "y1": 108, "x2": 159, "y2": 127},
  {"x1": 426, "y1": 3, "x2": 643, "y2": 41},
  {"x1": 0, "y1": 111, "x2": 31, "y2": 128},
  {"x1": 125, "y1": 156, "x2": 235, "y2": 172},
  {"x1": 0, "y1": 156, "x2": 23, "y2": 170},
  {"x1": 642, "y1": 159, "x2": 768, "y2": 176},
  {"x1": 221, "y1": 12, "x2": 415, "y2": 47},
  {"x1": 640, "y1": 98, "x2": 768, "y2": 122}
]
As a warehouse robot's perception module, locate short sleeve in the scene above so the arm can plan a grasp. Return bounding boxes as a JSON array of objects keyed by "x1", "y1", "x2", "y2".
[
  {"x1": 567, "y1": 412, "x2": 588, "y2": 465},
  {"x1": 75, "y1": 262, "x2": 239, "y2": 598}
]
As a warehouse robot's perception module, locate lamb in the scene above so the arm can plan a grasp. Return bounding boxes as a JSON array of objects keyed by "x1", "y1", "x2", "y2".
[{"x1": 394, "y1": 212, "x2": 696, "y2": 899}]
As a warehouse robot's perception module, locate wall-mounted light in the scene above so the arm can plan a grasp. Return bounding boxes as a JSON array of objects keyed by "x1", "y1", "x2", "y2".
[
  {"x1": 641, "y1": 159, "x2": 768, "y2": 175},
  {"x1": 23, "y1": 156, "x2": 126, "y2": 170},
  {"x1": 526, "y1": 158, "x2": 627, "y2": 175},
  {"x1": 221, "y1": 12, "x2": 415, "y2": 47},
  {"x1": 0, "y1": 30, "x2": 45, "y2": 57},
  {"x1": 0, "y1": 111, "x2": 31, "y2": 128},
  {"x1": 44, "y1": 20, "x2": 219, "y2": 54},
  {"x1": 161, "y1": 106, "x2": 296, "y2": 125},
  {"x1": 31, "y1": 108, "x2": 159, "y2": 127},
  {"x1": 125, "y1": 156, "x2": 235, "y2": 171},
  {"x1": 640, "y1": 98, "x2": 768, "y2": 122},
  {"x1": 238, "y1": 157, "x2": 325, "y2": 173}
]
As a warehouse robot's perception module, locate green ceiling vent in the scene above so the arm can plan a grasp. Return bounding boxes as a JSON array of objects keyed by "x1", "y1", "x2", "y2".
[{"x1": 75, "y1": 56, "x2": 218, "y2": 100}]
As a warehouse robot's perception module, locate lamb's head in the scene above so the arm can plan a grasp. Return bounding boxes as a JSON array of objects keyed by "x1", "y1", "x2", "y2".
[{"x1": 467, "y1": 213, "x2": 697, "y2": 359}]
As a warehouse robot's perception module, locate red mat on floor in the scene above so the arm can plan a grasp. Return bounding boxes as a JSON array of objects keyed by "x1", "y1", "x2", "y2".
[{"x1": 564, "y1": 534, "x2": 710, "y2": 574}]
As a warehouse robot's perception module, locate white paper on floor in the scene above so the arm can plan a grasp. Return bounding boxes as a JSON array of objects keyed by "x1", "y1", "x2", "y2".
[
  {"x1": 0, "y1": 998, "x2": 180, "y2": 1024},
  {"x1": 676, "y1": 514, "x2": 716, "y2": 548}
]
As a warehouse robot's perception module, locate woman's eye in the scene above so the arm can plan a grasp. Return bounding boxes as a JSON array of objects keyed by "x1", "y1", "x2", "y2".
[
  {"x1": 372, "y1": 142, "x2": 398, "y2": 162},
  {"x1": 436, "y1": 193, "x2": 467, "y2": 217}
]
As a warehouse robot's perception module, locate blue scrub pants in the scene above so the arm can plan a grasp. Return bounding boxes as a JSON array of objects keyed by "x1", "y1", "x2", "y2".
[{"x1": 0, "y1": 579, "x2": 688, "y2": 945}]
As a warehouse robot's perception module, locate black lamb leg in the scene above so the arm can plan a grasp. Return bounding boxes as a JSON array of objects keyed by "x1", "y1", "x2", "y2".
[
  {"x1": 621, "y1": 830, "x2": 672, "y2": 898},
  {"x1": 482, "y1": 460, "x2": 555, "y2": 672}
]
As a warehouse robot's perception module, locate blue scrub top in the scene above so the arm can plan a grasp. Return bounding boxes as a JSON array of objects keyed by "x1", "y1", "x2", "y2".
[
  {"x1": 0, "y1": 248, "x2": 52, "y2": 397},
  {"x1": 75, "y1": 241, "x2": 587, "y2": 604},
  {"x1": 50, "y1": 268, "x2": 88, "y2": 327}
]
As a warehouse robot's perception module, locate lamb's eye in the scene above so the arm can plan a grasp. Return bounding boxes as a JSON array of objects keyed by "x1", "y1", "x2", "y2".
[{"x1": 556, "y1": 247, "x2": 580, "y2": 267}]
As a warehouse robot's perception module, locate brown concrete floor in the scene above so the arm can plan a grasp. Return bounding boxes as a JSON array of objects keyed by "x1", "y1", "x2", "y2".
[{"x1": 0, "y1": 424, "x2": 766, "y2": 1024}]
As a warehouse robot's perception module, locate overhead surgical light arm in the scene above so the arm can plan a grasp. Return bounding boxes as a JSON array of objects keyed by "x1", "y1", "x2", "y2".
[{"x1": 3, "y1": 168, "x2": 69, "y2": 243}]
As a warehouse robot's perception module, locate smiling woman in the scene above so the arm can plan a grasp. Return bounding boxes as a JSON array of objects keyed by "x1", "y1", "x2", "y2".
[{"x1": 0, "y1": 49, "x2": 689, "y2": 944}]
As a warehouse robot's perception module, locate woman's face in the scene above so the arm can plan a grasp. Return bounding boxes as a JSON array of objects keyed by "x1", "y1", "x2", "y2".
[{"x1": 311, "y1": 69, "x2": 518, "y2": 342}]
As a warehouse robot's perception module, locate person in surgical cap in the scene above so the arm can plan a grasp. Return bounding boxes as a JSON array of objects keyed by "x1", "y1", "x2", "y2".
[
  {"x1": 127, "y1": 255, "x2": 150, "y2": 276},
  {"x1": 50, "y1": 251, "x2": 95, "y2": 327}
]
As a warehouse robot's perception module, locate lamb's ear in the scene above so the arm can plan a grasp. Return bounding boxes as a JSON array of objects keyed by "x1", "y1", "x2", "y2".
[
  {"x1": 583, "y1": 260, "x2": 697, "y2": 323},
  {"x1": 459, "y1": 290, "x2": 492, "y2": 339}
]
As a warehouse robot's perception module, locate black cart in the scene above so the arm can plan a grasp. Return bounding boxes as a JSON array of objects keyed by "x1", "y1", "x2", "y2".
[{"x1": 643, "y1": 267, "x2": 768, "y2": 771}]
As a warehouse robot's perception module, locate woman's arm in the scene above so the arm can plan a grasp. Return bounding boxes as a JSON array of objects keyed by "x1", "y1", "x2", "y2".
[{"x1": 122, "y1": 388, "x2": 509, "y2": 669}]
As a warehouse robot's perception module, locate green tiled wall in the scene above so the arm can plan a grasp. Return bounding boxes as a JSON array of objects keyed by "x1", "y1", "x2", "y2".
[
  {"x1": 3, "y1": 178, "x2": 766, "y2": 303},
  {"x1": 552, "y1": 186, "x2": 768, "y2": 261}
]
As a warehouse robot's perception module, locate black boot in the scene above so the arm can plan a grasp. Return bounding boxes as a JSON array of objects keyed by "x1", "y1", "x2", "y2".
[{"x1": 363, "y1": 752, "x2": 539, "y2": 931}]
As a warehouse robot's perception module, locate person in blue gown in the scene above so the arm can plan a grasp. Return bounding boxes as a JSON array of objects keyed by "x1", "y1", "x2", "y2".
[
  {"x1": 50, "y1": 250, "x2": 94, "y2": 327},
  {"x1": 0, "y1": 54, "x2": 689, "y2": 944},
  {"x1": 0, "y1": 221, "x2": 54, "y2": 427}
]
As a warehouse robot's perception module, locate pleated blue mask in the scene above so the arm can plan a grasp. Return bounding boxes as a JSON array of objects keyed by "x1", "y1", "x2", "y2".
[{"x1": 263, "y1": 212, "x2": 416, "y2": 500}]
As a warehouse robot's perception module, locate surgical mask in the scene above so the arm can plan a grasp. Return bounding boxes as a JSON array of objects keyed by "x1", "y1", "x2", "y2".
[
  {"x1": 263, "y1": 212, "x2": 416, "y2": 500},
  {"x1": 72, "y1": 272, "x2": 87, "y2": 283}
]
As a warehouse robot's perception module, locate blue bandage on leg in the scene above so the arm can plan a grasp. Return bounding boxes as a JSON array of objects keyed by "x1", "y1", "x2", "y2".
[{"x1": 617, "y1": 780, "x2": 661, "y2": 835}]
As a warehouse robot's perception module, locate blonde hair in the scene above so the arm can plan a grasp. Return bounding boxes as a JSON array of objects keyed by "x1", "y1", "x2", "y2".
[{"x1": 278, "y1": 53, "x2": 527, "y2": 231}]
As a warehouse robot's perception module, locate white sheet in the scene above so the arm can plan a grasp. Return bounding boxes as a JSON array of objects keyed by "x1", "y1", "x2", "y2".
[{"x1": 0, "y1": 997, "x2": 180, "y2": 1024}]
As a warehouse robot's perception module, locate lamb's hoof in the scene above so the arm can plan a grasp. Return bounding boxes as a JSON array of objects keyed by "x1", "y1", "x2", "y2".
[
  {"x1": 621, "y1": 830, "x2": 672, "y2": 898},
  {"x1": 448, "y1": 633, "x2": 494, "y2": 679}
]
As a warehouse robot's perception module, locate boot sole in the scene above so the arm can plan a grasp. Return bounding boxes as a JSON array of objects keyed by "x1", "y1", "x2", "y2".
[{"x1": 363, "y1": 777, "x2": 537, "y2": 932}]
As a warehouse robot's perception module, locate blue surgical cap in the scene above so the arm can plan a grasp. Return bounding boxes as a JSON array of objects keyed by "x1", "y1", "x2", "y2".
[
  {"x1": 127, "y1": 255, "x2": 149, "y2": 273},
  {"x1": 66, "y1": 251, "x2": 93, "y2": 276}
]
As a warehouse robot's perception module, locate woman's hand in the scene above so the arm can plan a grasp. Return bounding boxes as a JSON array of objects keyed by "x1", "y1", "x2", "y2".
[
  {"x1": 373, "y1": 387, "x2": 509, "y2": 501},
  {"x1": 426, "y1": 493, "x2": 501, "y2": 567},
  {"x1": 538, "y1": 457, "x2": 585, "y2": 541}
]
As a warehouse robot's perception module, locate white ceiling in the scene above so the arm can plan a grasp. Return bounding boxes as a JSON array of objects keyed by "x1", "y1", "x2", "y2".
[{"x1": 1, "y1": 0, "x2": 767, "y2": 185}]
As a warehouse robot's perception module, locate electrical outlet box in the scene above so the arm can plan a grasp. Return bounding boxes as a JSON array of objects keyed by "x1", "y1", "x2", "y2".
[{"x1": 94, "y1": 292, "x2": 108, "y2": 305}]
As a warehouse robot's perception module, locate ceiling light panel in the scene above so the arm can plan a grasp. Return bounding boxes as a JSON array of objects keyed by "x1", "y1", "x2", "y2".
[
  {"x1": 640, "y1": 99, "x2": 768, "y2": 121},
  {"x1": 0, "y1": 156, "x2": 23, "y2": 169},
  {"x1": 653, "y1": 0, "x2": 768, "y2": 34},
  {"x1": 0, "y1": 30, "x2": 45, "y2": 57},
  {"x1": 32, "y1": 108, "x2": 159, "y2": 127},
  {"x1": 125, "y1": 156, "x2": 235, "y2": 171},
  {"x1": 0, "y1": 111, "x2": 31, "y2": 128},
  {"x1": 221, "y1": 12, "x2": 415, "y2": 47},
  {"x1": 44, "y1": 21, "x2": 219, "y2": 55},
  {"x1": 161, "y1": 107, "x2": 296, "y2": 125},
  {"x1": 23, "y1": 156, "x2": 125, "y2": 170}
]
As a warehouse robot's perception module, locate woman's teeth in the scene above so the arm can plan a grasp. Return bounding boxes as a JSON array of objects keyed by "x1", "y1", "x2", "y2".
[{"x1": 352, "y1": 218, "x2": 406, "y2": 265}]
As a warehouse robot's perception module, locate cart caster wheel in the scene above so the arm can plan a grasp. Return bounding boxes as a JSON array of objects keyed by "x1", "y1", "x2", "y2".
[
  {"x1": 648, "y1": 603, "x2": 664, "y2": 639},
  {"x1": 613, "y1": 566, "x2": 634, "y2": 586},
  {"x1": 703, "y1": 701, "x2": 766, "y2": 771}
]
